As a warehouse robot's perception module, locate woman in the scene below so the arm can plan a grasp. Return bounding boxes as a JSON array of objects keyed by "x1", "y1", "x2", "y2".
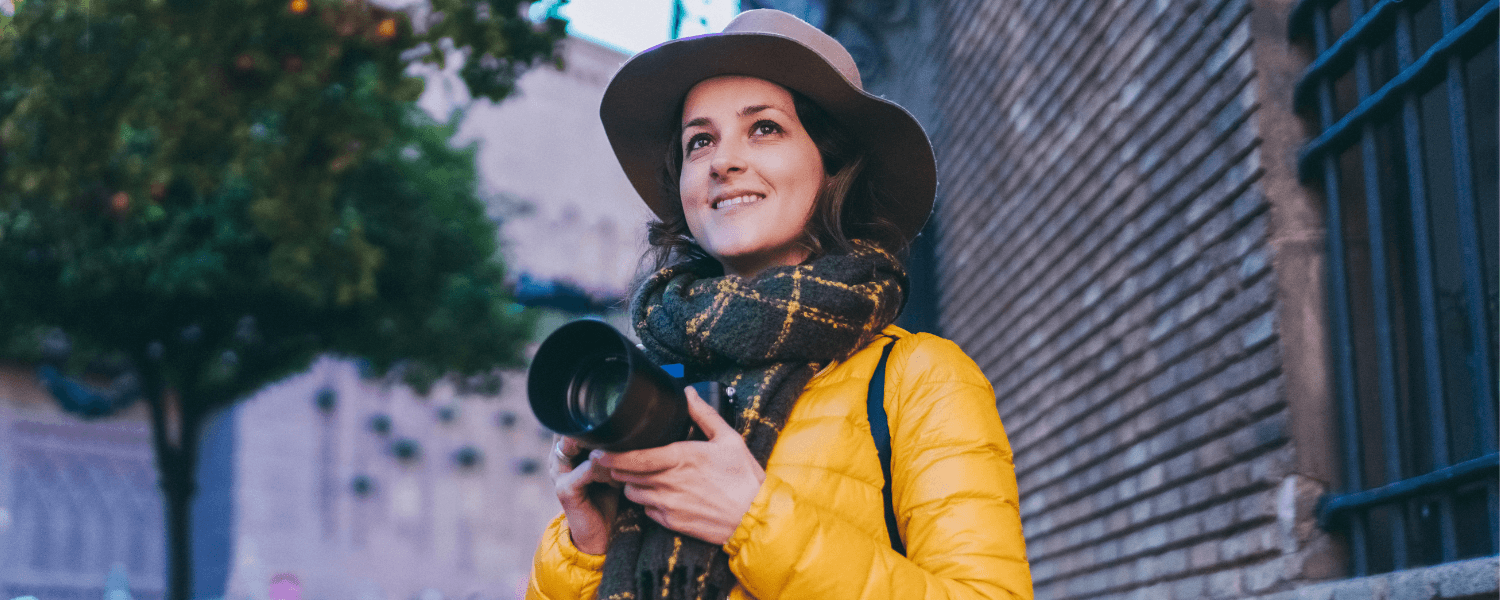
[{"x1": 527, "y1": 9, "x2": 1031, "y2": 600}]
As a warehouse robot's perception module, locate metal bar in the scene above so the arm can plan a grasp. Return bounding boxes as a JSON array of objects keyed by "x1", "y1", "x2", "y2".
[
  {"x1": 1313, "y1": 2, "x2": 1373, "y2": 577},
  {"x1": 1318, "y1": 452, "x2": 1500, "y2": 526},
  {"x1": 1490, "y1": 482, "x2": 1498, "y2": 553},
  {"x1": 1349, "y1": 0, "x2": 1410, "y2": 569},
  {"x1": 1293, "y1": 0, "x2": 1411, "y2": 109},
  {"x1": 1297, "y1": 1, "x2": 1500, "y2": 181},
  {"x1": 1440, "y1": 0, "x2": 1500, "y2": 455},
  {"x1": 1395, "y1": 7, "x2": 1461, "y2": 562},
  {"x1": 1290, "y1": 0, "x2": 1322, "y2": 39}
]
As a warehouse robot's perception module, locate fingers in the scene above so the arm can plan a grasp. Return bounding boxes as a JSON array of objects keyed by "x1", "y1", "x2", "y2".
[
  {"x1": 591, "y1": 446, "x2": 682, "y2": 475},
  {"x1": 591, "y1": 386, "x2": 734, "y2": 474},
  {"x1": 555, "y1": 454, "x2": 598, "y2": 491},
  {"x1": 559, "y1": 458, "x2": 621, "y2": 498},
  {"x1": 622, "y1": 482, "x2": 650, "y2": 505},
  {"x1": 554, "y1": 458, "x2": 594, "y2": 504},
  {"x1": 641, "y1": 505, "x2": 666, "y2": 527},
  {"x1": 551, "y1": 436, "x2": 622, "y2": 555},
  {"x1": 553, "y1": 437, "x2": 585, "y2": 474},
  {"x1": 561, "y1": 467, "x2": 618, "y2": 555},
  {"x1": 684, "y1": 386, "x2": 737, "y2": 440},
  {"x1": 609, "y1": 465, "x2": 666, "y2": 487},
  {"x1": 622, "y1": 484, "x2": 675, "y2": 527},
  {"x1": 640, "y1": 503, "x2": 673, "y2": 532},
  {"x1": 555, "y1": 440, "x2": 620, "y2": 503}
]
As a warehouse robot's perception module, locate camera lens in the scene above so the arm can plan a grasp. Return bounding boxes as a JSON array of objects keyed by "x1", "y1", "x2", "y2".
[
  {"x1": 567, "y1": 353, "x2": 629, "y2": 428},
  {"x1": 529, "y1": 319, "x2": 693, "y2": 450}
]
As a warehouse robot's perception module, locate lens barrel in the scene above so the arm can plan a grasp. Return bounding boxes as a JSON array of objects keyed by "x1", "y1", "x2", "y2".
[{"x1": 527, "y1": 320, "x2": 692, "y2": 451}]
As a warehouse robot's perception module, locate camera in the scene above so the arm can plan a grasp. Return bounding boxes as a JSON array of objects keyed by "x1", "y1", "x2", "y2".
[{"x1": 527, "y1": 319, "x2": 728, "y2": 451}]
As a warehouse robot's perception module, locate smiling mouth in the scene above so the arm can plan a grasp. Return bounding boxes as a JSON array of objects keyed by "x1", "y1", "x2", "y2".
[{"x1": 713, "y1": 194, "x2": 764, "y2": 209}]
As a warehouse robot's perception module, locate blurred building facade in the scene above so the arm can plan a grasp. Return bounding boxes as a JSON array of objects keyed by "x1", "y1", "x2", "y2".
[
  {"x1": 0, "y1": 35, "x2": 640, "y2": 600},
  {"x1": 741, "y1": 0, "x2": 1497, "y2": 598},
  {"x1": 442, "y1": 36, "x2": 652, "y2": 305},
  {"x1": 220, "y1": 360, "x2": 552, "y2": 600},
  {"x1": 217, "y1": 35, "x2": 643, "y2": 600},
  {"x1": 0, "y1": 370, "x2": 168, "y2": 600}
]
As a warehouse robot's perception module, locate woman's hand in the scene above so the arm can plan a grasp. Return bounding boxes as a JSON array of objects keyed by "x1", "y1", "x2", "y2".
[
  {"x1": 593, "y1": 387, "x2": 766, "y2": 545},
  {"x1": 551, "y1": 435, "x2": 619, "y2": 555}
]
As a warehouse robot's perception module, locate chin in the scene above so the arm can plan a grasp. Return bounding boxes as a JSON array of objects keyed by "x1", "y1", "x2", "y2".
[{"x1": 704, "y1": 239, "x2": 760, "y2": 261}]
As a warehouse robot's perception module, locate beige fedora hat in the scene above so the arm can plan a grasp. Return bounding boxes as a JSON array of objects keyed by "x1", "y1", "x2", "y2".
[{"x1": 599, "y1": 9, "x2": 935, "y2": 244}]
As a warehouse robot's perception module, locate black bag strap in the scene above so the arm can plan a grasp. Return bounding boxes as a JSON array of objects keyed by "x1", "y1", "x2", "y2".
[{"x1": 867, "y1": 335, "x2": 906, "y2": 555}]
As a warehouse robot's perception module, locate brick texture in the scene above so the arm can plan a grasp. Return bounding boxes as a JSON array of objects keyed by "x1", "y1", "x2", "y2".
[{"x1": 886, "y1": 0, "x2": 1325, "y2": 597}]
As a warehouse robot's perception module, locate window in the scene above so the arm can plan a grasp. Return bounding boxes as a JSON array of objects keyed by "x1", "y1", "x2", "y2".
[{"x1": 1290, "y1": 0, "x2": 1498, "y2": 576}]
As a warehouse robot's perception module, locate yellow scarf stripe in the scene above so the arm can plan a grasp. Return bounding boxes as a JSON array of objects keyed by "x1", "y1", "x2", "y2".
[
  {"x1": 720, "y1": 284, "x2": 867, "y2": 326},
  {"x1": 693, "y1": 559, "x2": 714, "y2": 600},
  {"x1": 660, "y1": 536, "x2": 684, "y2": 599},
  {"x1": 769, "y1": 269, "x2": 804, "y2": 359}
]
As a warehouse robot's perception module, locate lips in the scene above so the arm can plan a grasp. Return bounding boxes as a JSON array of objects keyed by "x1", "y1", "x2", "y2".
[{"x1": 713, "y1": 193, "x2": 764, "y2": 209}]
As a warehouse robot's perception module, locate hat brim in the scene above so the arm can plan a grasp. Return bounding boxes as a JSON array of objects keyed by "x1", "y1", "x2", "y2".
[{"x1": 599, "y1": 31, "x2": 936, "y2": 245}]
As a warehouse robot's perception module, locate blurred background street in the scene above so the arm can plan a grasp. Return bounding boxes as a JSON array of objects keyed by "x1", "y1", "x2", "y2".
[{"x1": 0, "y1": 1, "x2": 1495, "y2": 600}]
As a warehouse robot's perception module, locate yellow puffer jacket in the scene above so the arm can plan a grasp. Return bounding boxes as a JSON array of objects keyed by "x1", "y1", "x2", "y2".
[{"x1": 526, "y1": 325, "x2": 1032, "y2": 599}]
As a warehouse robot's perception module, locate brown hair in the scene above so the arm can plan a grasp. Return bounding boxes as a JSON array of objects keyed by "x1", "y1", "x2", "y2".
[{"x1": 643, "y1": 88, "x2": 907, "y2": 275}]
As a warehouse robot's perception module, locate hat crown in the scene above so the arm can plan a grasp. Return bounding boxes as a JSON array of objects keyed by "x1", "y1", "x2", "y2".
[{"x1": 721, "y1": 9, "x2": 863, "y2": 90}]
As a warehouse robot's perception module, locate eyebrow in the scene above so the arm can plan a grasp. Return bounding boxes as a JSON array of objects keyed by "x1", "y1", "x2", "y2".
[{"x1": 682, "y1": 104, "x2": 778, "y2": 130}]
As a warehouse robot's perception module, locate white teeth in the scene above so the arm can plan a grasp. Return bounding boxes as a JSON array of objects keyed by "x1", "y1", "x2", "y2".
[{"x1": 715, "y1": 194, "x2": 759, "y2": 209}]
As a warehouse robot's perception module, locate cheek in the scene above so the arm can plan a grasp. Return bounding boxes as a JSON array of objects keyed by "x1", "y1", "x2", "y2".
[
  {"x1": 775, "y1": 150, "x2": 826, "y2": 214},
  {"x1": 678, "y1": 164, "x2": 711, "y2": 225},
  {"x1": 777, "y1": 142, "x2": 825, "y2": 191},
  {"x1": 680, "y1": 158, "x2": 719, "y2": 200}
]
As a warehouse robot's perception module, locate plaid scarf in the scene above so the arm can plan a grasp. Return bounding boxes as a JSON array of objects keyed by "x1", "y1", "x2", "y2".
[{"x1": 598, "y1": 241, "x2": 906, "y2": 600}]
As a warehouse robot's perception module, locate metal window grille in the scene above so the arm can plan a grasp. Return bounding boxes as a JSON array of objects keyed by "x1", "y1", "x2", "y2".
[{"x1": 1289, "y1": 0, "x2": 1499, "y2": 576}]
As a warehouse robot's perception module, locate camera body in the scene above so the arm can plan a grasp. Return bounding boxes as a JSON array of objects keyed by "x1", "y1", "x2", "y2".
[{"x1": 527, "y1": 319, "x2": 731, "y2": 451}]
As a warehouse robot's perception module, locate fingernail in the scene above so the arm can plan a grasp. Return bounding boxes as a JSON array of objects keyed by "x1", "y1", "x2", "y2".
[{"x1": 590, "y1": 449, "x2": 604, "y2": 461}]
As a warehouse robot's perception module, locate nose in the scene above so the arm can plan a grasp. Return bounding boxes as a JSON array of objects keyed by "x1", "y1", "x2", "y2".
[{"x1": 709, "y1": 139, "x2": 747, "y2": 179}]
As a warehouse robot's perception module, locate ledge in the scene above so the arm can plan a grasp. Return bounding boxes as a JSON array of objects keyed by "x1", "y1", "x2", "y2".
[{"x1": 1248, "y1": 556, "x2": 1499, "y2": 600}]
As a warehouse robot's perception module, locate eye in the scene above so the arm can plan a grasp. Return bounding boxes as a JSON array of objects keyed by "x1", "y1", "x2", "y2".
[
  {"x1": 685, "y1": 133, "x2": 713, "y2": 154},
  {"x1": 752, "y1": 120, "x2": 783, "y2": 136}
]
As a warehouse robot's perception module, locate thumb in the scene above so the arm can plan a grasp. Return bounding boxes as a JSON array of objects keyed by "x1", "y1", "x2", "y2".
[{"x1": 684, "y1": 386, "x2": 736, "y2": 441}]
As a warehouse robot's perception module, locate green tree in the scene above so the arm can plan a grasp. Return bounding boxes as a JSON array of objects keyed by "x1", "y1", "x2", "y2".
[{"x1": 0, "y1": 1, "x2": 566, "y2": 597}]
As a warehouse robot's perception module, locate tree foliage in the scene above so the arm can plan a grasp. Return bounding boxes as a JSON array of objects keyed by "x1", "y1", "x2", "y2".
[
  {"x1": 0, "y1": 0, "x2": 564, "y2": 404},
  {"x1": 0, "y1": 0, "x2": 566, "y2": 596}
]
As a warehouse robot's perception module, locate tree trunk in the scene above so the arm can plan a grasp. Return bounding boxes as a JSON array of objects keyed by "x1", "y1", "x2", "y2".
[
  {"x1": 142, "y1": 360, "x2": 202, "y2": 600},
  {"x1": 164, "y1": 463, "x2": 195, "y2": 600}
]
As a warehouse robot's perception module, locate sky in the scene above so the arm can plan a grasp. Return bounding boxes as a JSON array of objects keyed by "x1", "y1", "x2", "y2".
[{"x1": 532, "y1": 0, "x2": 742, "y2": 55}]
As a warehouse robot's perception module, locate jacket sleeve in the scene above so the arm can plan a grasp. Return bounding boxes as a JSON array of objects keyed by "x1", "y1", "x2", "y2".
[
  {"x1": 722, "y1": 335, "x2": 1032, "y2": 600},
  {"x1": 524, "y1": 513, "x2": 606, "y2": 600}
]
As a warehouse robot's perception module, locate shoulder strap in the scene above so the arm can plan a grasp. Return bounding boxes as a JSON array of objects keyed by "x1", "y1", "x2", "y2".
[{"x1": 867, "y1": 335, "x2": 906, "y2": 556}]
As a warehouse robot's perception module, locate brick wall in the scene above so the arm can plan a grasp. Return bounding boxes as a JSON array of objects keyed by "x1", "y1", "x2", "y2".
[{"x1": 921, "y1": 0, "x2": 1324, "y2": 597}]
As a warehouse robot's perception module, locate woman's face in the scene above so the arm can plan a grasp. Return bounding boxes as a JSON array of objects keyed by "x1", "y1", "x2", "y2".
[{"x1": 678, "y1": 75, "x2": 826, "y2": 278}]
